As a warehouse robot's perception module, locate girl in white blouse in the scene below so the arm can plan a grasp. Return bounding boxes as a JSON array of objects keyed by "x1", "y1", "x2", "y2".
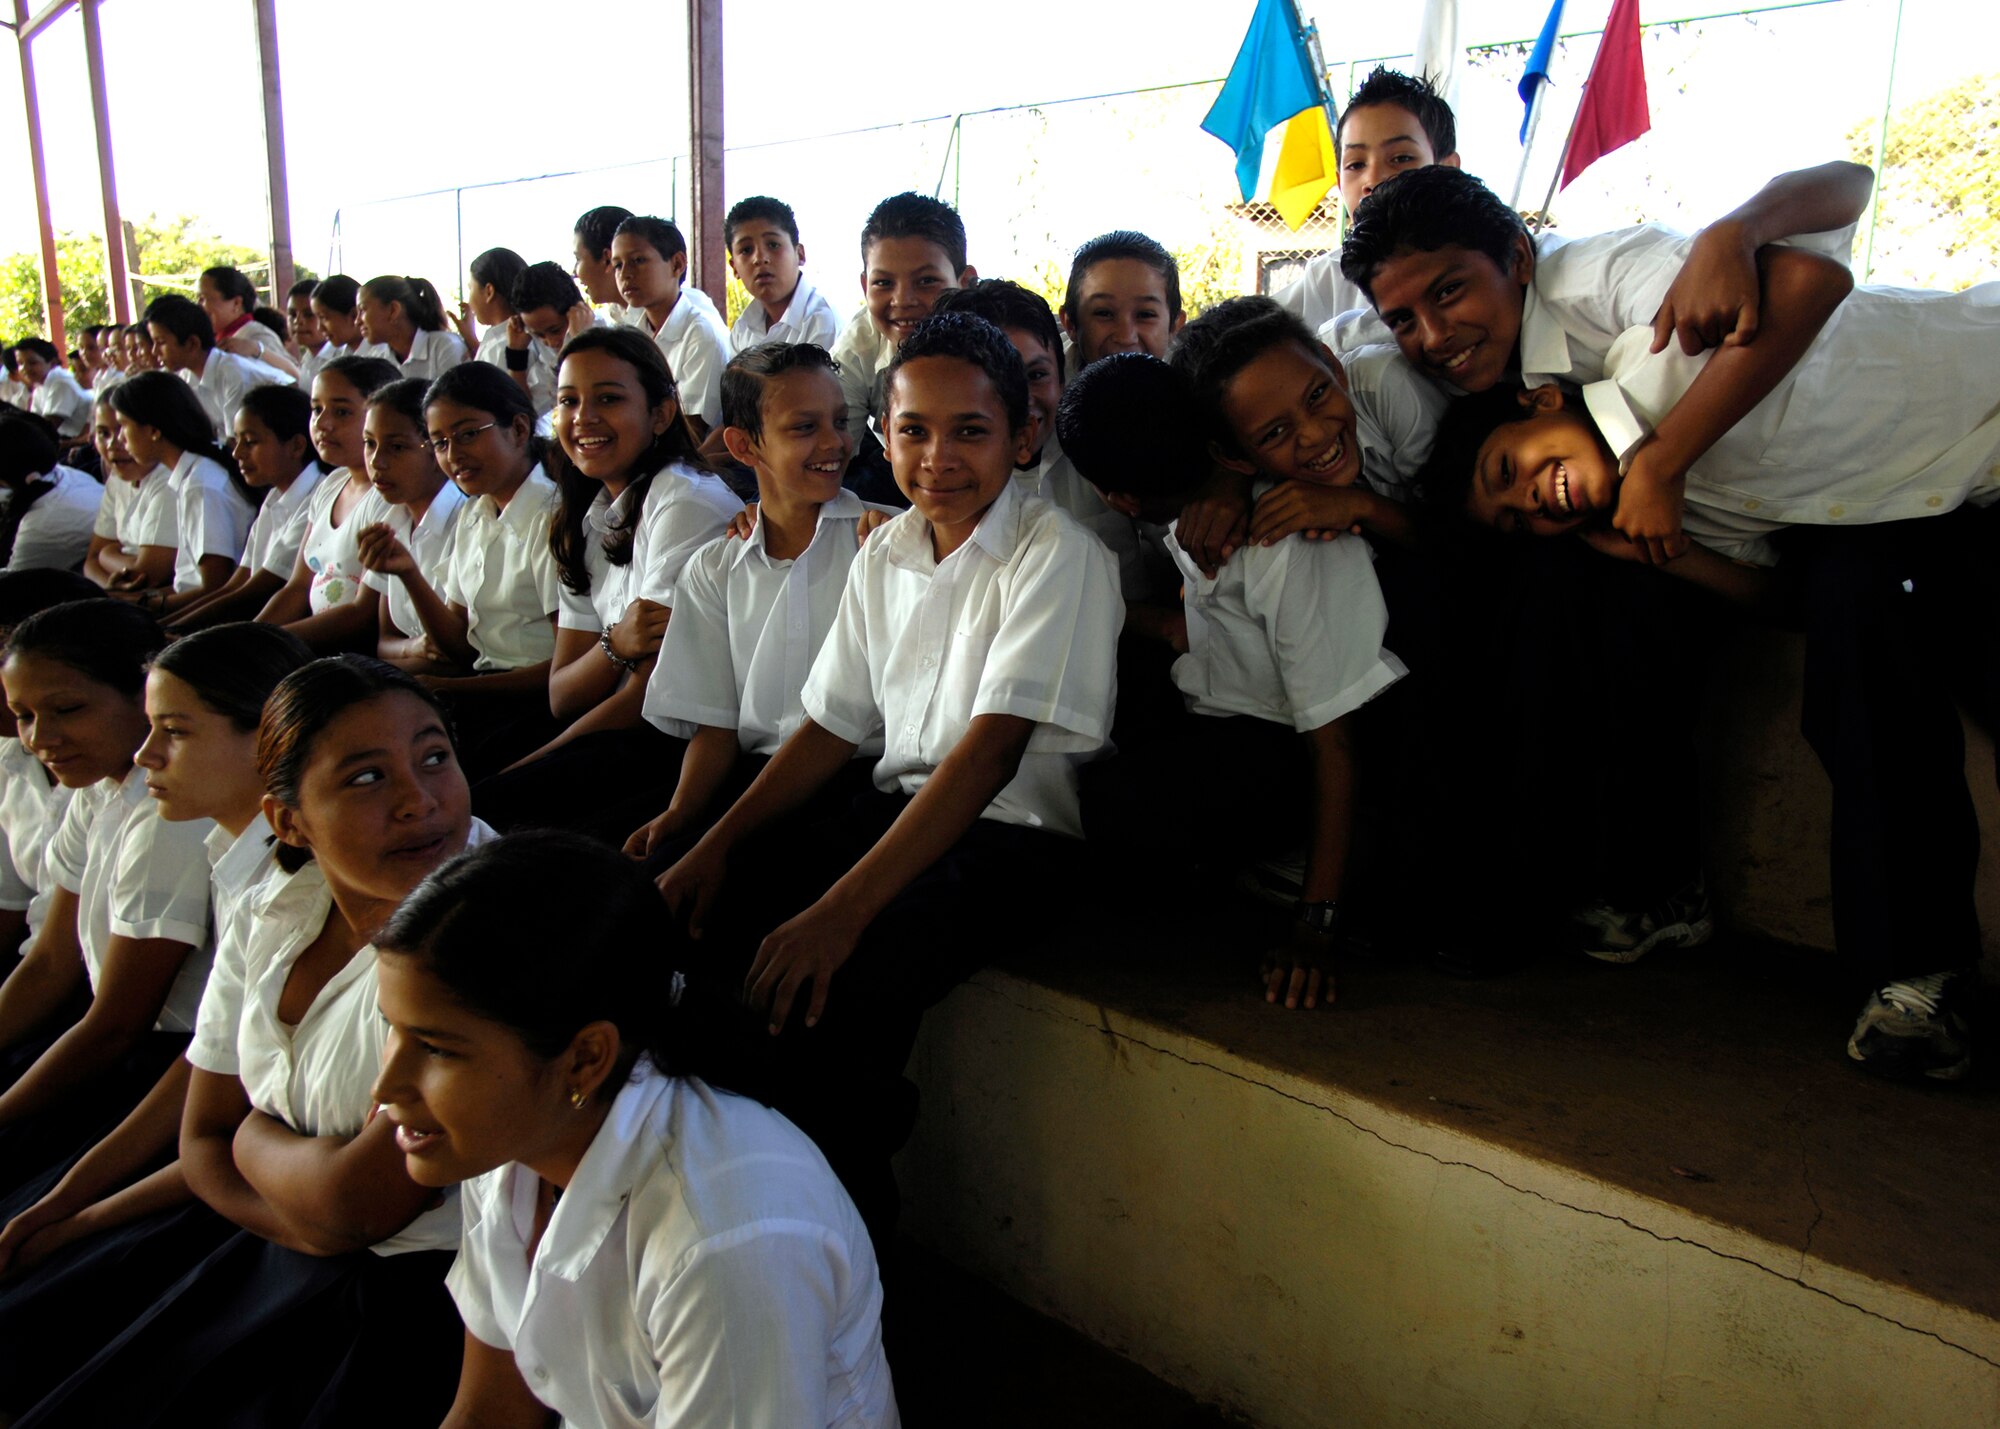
[
  {"x1": 256, "y1": 354, "x2": 402, "y2": 646},
  {"x1": 105, "y1": 374, "x2": 258, "y2": 619},
  {"x1": 351, "y1": 378, "x2": 467, "y2": 673},
  {"x1": 373, "y1": 831, "x2": 898, "y2": 1429},
  {"x1": 0, "y1": 602, "x2": 208, "y2": 1191},
  {"x1": 19, "y1": 657, "x2": 486, "y2": 1427},
  {"x1": 359, "y1": 274, "x2": 470, "y2": 381},
  {"x1": 197, "y1": 266, "x2": 299, "y2": 380},
  {"x1": 308, "y1": 275, "x2": 376, "y2": 364},
  {"x1": 473, "y1": 326, "x2": 742, "y2": 836},
  {"x1": 0, "y1": 625, "x2": 310, "y2": 1413}
]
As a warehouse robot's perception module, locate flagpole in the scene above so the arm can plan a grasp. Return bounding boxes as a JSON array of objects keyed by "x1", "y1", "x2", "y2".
[
  {"x1": 1510, "y1": 84, "x2": 1547, "y2": 208},
  {"x1": 1536, "y1": 84, "x2": 1587, "y2": 228}
]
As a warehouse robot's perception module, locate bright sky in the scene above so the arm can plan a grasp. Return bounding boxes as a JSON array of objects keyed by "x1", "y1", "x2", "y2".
[{"x1": 0, "y1": 0, "x2": 1992, "y2": 310}]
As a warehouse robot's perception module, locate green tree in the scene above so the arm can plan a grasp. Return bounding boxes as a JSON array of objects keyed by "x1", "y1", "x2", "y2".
[{"x1": 1849, "y1": 71, "x2": 2000, "y2": 290}]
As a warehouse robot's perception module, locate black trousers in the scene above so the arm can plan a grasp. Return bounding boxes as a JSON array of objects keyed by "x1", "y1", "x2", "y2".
[
  {"x1": 1780, "y1": 505, "x2": 2000, "y2": 987},
  {"x1": 435, "y1": 685, "x2": 561, "y2": 785},
  {"x1": 473, "y1": 722, "x2": 689, "y2": 844}
]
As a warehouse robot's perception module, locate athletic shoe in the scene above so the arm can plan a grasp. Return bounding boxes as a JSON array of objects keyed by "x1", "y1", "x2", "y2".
[
  {"x1": 1574, "y1": 874, "x2": 1714, "y2": 964},
  {"x1": 1847, "y1": 970, "x2": 1974, "y2": 1082}
]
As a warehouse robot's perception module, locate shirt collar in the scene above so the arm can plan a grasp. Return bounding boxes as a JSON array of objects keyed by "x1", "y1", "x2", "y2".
[
  {"x1": 208, "y1": 812, "x2": 276, "y2": 895},
  {"x1": 737, "y1": 487, "x2": 864, "y2": 570},
  {"x1": 480, "y1": 464, "x2": 550, "y2": 532},
  {"x1": 883, "y1": 471, "x2": 1024, "y2": 571},
  {"x1": 532, "y1": 1060, "x2": 673, "y2": 1282},
  {"x1": 1518, "y1": 234, "x2": 1577, "y2": 382},
  {"x1": 169, "y1": 449, "x2": 202, "y2": 487}
]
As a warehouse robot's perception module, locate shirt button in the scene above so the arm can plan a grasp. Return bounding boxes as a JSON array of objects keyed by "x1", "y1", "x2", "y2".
[
  {"x1": 1926, "y1": 495, "x2": 1944, "y2": 507},
  {"x1": 904, "y1": 725, "x2": 917, "y2": 737},
  {"x1": 921, "y1": 656, "x2": 935, "y2": 669},
  {"x1": 1827, "y1": 505, "x2": 1846, "y2": 518},
  {"x1": 531, "y1": 1366, "x2": 549, "y2": 1383},
  {"x1": 1742, "y1": 499, "x2": 1761, "y2": 511}
]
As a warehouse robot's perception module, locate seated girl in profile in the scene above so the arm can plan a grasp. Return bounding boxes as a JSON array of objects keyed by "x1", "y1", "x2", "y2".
[{"x1": 373, "y1": 831, "x2": 897, "y2": 1429}]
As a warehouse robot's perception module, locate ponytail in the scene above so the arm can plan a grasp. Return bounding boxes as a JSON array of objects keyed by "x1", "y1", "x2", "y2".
[{"x1": 362, "y1": 275, "x2": 447, "y2": 333}]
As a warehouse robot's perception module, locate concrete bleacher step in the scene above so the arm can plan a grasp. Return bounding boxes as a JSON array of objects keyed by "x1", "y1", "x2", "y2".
[{"x1": 895, "y1": 931, "x2": 2000, "y2": 1429}]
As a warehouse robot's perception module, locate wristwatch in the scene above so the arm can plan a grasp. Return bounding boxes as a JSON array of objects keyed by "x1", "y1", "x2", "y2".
[{"x1": 1294, "y1": 900, "x2": 1341, "y2": 936}]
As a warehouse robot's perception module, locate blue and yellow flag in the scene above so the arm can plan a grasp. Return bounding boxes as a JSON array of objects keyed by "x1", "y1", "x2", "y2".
[{"x1": 1201, "y1": 0, "x2": 1323, "y2": 202}]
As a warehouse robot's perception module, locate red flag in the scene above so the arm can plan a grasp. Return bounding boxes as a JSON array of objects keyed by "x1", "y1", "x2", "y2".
[{"x1": 1561, "y1": 0, "x2": 1651, "y2": 188}]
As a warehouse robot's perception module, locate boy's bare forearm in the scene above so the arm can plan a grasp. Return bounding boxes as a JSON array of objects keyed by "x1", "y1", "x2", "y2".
[
  {"x1": 1724, "y1": 161, "x2": 1875, "y2": 248},
  {"x1": 699, "y1": 719, "x2": 859, "y2": 857},
  {"x1": 1301, "y1": 718, "x2": 1357, "y2": 905},
  {"x1": 38, "y1": 1057, "x2": 189, "y2": 1219}
]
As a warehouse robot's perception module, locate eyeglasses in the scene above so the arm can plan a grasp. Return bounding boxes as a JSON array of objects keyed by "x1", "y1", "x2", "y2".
[{"x1": 427, "y1": 423, "x2": 498, "y2": 454}]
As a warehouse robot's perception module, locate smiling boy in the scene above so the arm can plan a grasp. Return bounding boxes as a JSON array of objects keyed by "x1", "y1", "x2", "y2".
[
  {"x1": 609, "y1": 215, "x2": 731, "y2": 441},
  {"x1": 657, "y1": 311, "x2": 1118, "y2": 1244},
  {"x1": 724, "y1": 196, "x2": 841, "y2": 353}
]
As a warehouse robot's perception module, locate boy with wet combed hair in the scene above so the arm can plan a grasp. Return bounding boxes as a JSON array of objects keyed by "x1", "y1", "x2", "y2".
[
  {"x1": 611, "y1": 215, "x2": 731, "y2": 439},
  {"x1": 725, "y1": 196, "x2": 841, "y2": 352},
  {"x1": 1061, "y1": 230, "x2": 1186, "y2": 364},
  {"x1": 657, "y1": 311, "x2": 1119, "y2": 1248},
  {"x1": 143, "y1": 294, "x2": 292, "y2": 443}
]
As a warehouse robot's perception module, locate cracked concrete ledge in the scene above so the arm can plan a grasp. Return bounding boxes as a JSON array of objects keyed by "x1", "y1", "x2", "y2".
[{"x1": 901, "y1": 969, "x2": 2000, "y2": 1426}]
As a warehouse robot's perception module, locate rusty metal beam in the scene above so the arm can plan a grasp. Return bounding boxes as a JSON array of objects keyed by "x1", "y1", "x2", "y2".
[
  {"x1": 18, "y1": 0, "x2": 72, "y2": 42},
  {"x1": 250, "y1": 0, "x2": 294, "y2": 301},
  {"x1": 79, "y1": 0, "x2": 128, "y2": 322},
  {"x1": 14, "y1": 0, "x2": 65, "y2": 353},
  {"x1": 688, "y1": 0, "x2": 724, "y2": 310}
]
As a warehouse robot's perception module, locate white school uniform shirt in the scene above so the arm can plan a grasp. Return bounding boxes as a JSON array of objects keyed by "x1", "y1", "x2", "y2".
[
  {"x1": 0, "y1": 377, "x2": 29, "y2": 409},
  {"x1": 1578, "y1": 287, "x2": 2000, "y2": 566},
  {"x1": 181, "y1": 813, "x2": 281, "y2": 1075},
  {"x1": 396, "y1": 328, "x2": 471, "y2": 382},
  {"x1": 648, "y1": 490, "x2": 887, "y2": 756},
  {"x1": 0, "y1": 737, "x2": 73, "y2": 945},
  {"x1": 295, "y1": 340, "x2": 331, "y2": 390},
  {"x1": 92, "y1": 471, "x2": 132, "y2": 542},
  {"x1": 92, "y1": 366, "x2": 129, "y2": 396},
  {"x1": 297, "y1": 468, "x2": 375, "y2": 612},
  {"x1": 360, "y1": 481, "x2": 468, "y2": 639},
  {"x1": 167, "y1": 449, "x2": 257, "y2": 592},
  {"x1": 475, "y1": 324, "x2": 557, "y2": 420},
  {"x1": 638, "y1": 290, "x2": 730, "y2": 430},
  {"x1": 185, "y1": 823, "x2": 496, "y2": 1257},
  {"x1": 449, "y1": 1062, "x2": 898, "y2": 1429},
  {"x1": 1342, "y1": 342, "x2": 1451, "y2": 504},
  {"x1": 30, "y1": 370, "x2": 91, "y2": 438},
  {"x1": 1013, "y1": 431, "x2": 1161, "y2": 605},
  {"x1": 241, "y1": 462, "x2": 324, "y2": 576},
  {"x1": 7, "y1": 465, "x2": 102, "y2": 571},
  {"x1": 119, "y1": 465, "x2": 178, "y2": 553},
  {"x1": 224, "y1": 318, "x2": 293, "y2": 371},
  {"x1": 829, "y1": 308, "x2": 895, "y2": 441},
  {"x1": 802, "y1": 479, "x2": 1121, "y2": 838},
  {"x1": 555, "y1": 463, "x2": 743, "y2": 636},
  {"x1": 46, "y1": 766, "x2": 215, "y2": 1033},
  {"x1": 439, "y1": 465, "x2": 562, "y2": 671},
  {"x1": 1274, "y1": 249, "x2": 1370, "y2": 337},
  {"x1": 191, "y1": 349, "x2": 292, "y2": 442},
  {"x1": 1168, "y1": 490, "x2": 1406, "y2": 731},
  {"x1": 729, "y1": 274, "x2": 842, "y2": 353}
]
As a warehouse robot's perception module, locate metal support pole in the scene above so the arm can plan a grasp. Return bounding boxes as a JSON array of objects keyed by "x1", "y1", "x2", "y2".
[
  {"x1": 688, "y1": 0, "x2": 725, "y2": 310},
  {"x1": 13, "y1": 0, "x2": 65, "y2": 353},
  {"x1": 1859, "y1": 0, "x2": 1906, "y2": 284},
  {"x1": 251, "y1": 0, "x2": 295, "y2": 300},
  {"x1": 79, "y1": 0, "x2": 128, "y2": 322}
]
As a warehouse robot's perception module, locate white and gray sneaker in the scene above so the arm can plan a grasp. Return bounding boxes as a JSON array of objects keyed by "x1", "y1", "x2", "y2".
[
  {"x1": 1573, "y1": 874, "x2": 1715, "y2": 964},
  {"x1": 1847, "y1": 970, "x2": 1974, "y2": 1082}
]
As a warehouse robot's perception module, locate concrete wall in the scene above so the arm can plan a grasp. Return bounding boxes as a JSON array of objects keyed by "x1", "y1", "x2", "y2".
[
  {"x1": 1697, "y1": 628, "x2": 2000, "y2": 970},
  {"x1": 901, "y1": 975, "x2": 2000, "y2": 1429}
]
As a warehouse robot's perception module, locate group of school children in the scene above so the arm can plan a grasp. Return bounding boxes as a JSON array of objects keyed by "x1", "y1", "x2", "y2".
[{"x1": 0, "y1": 62, "x2": 1989, "y2": 1426}]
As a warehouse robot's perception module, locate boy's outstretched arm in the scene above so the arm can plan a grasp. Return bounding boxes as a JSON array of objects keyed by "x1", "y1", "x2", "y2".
[
  {"x1": 744, "y1": 712, "x2": 1035, "y2": 1033},
  {"x1": 1617, "y1": 244, "x2": 1853, "y2": 562},
  {"x1": 1266, "y1": 716, "x2": 1356, "y2": 1012},
  {"x1": 1654, "y1": 160, "x2": 1874, "y2": 355},
  {"x1": 1579, "y1": 528, "x2": 1773, "y2": 608}
]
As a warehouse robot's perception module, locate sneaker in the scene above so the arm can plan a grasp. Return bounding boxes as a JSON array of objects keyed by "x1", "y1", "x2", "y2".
[
  {"x1": 1847, "y1": 971, "x2": 1974, "y2": 1081},
  {"x1": 1574, "y1": 874, "x2": 1714, "y2": 964}
]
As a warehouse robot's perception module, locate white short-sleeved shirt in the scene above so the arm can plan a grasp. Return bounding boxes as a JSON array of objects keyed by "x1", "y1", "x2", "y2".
[
  {"x1": 194, "y1": 350, "x2": 292, "y2": 442},
  {"x1": 449, "y1": 1063, "x2": 897, "y2": 1429},
  {"x1": 475, "y1": 324, "x2": 557, "y2": 419},
  {"x1": 119, "y1": 465, "x2": 179, "y2": 552},
  {"x1": 242, "y1": 463, "x2": 324, "y2": 576},
  {"x1": 555, "y1": 463, "x2": 743, "y2": 635},
  {"x1": 1168, "y1": 496, "x2": 1406, "y2": 731},
  {"x1": 648, "y1": 490, "x2": 886, "y2": 757},
  {"x1": 186, "y1": 825, "x2": 493, "y2": 1256},
  {"x1": 223, "y1": 318, "x2": 293, "y2": 371},
  {"x1": 30, "y1": 370, "x2": 91, "y2": 438},
  {"x1": 801, "y1": 479, "x2": 1121, "y2": 837},
  {"x1": 7, "y1": 465, "x2": 102, "y2": 571},
  {"x1": 168, "y1": 450, "x2": 258, "y2": 592},
  {"x1": 1341, "y1": 342, "x2": 1451, "y2": 504},
  {"x1": 0, "y1": 737, "x2": 72, "y2": 943},
  {"x1": 298, "y1": 468, "x2": 377, "y2": 612},
  {"x1": 182, "y1": 814, "x2": 281, "y2": 1076},
  {"x1": 729, "y1": 275, "x2": 842, "y2": 353},
  {"x1": 440, "y1": 466, "x2": 561, "y2": 671},
  {"x1": 360, "y1": 481, "x2": 469, "y2": 639},
  {"x1": 395, "y1": 328, "x2": 471, "y2": 383},
  {"x1": 1578, "y1": 285, "x2": 2000, "y2": 565},
  {"x1": 829, "y1": 309, "x2": 895, "y2": 440},
  {"x1": 295, "y1": 340, "x2": 331, "y2": 391},
  {"x1": 46, "y1": 766, "x2": 215, "y2": 1033},
  {"x1": 1274, "y1": 249, "x2": 1368, "y2": 336},
  {"x1": 639, "y1": 290, "x2": 731, "y2": 430},
  {"x1": 93, "y1": 472, "x2": 134, "y2": 541},
  {"x1": 1013, "y1": 432, "x2": 1162, "y2": 605}
]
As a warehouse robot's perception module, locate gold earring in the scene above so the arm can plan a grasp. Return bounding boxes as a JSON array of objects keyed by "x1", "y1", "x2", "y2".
[{"x1": 569, "y1": 1088, "x2": 588, "y2": 1110}]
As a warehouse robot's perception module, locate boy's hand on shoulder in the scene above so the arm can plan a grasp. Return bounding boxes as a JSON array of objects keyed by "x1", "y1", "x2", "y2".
[
  {"x1": 1248, "y1": 482, "x2": 1372, "y2": 548},
  {"x1": 745, "y1": 898, "x2": 866, "y2": 1034},
  {"x1": 1263, "y1": 923, "x2": 1337, "y2": 1011},
  {"x1": 724, "y1": 502, "x2": 758, "y2": 541},
  {"x1": 856, "y1": 508, "x2": 892, "y2": 546},
  {"x1": 1610, "y1": 447, "x2": 1690, "y2": 564},
  {"x1": 1176, "y1": 468, "x2": 1252, "y2": 577},
  {"x1": 1654, "y1": 217, "x2": 1760, "y2": 356}
]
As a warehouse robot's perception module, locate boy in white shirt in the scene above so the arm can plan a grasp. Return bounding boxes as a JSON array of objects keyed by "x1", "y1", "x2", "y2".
[
  {"x1": 143, "y1": 295, "x2": 292, "y2": 443},
  {"x1": 658, "y1": 312, "x2": 1120, "y2": 1246},
  {"x1": 725, "y1": 196, "x2": 841, "y2": 353},
  {"x1": 571, "y1": 204, "x2": 636, "y2": 321},
  {"x1": 12, "y1": 340, "x2": 92, "y2": 440},
  {"x1": 610, "y1": 215, "x2": 731, "y2": 440}
]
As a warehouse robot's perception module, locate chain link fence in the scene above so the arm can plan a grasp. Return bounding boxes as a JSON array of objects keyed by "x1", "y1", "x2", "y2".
[{"x1": 323, "y1": 0, "x2": 1996, "y2": 325}]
